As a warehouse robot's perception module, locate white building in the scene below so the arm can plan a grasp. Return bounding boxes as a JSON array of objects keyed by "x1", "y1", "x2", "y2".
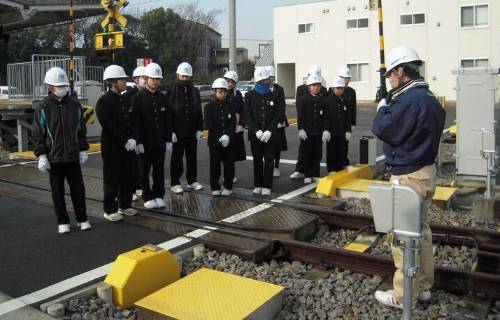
[{"x1": 273, "y1": 0, "x2": 500, "y2": 100}]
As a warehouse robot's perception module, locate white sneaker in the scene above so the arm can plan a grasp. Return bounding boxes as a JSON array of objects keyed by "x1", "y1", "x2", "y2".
[
  {"x1": 135, "y1": 189, "x2": 143, "y2": 197},
  {"x1": 313, "y1": 177, "x2": 321, "y2": 182},
  {"x1": 187, "y1": 182, "x2": 203, "y2": 191},
  {"x1": 273, "y1": 168, "x2": 280, "y2": 177},
  {"x1": 233, "y1": 176, "x2": 238, "y2": 183},
  {"x1": 103, "y1": 212, "x2": 123, "y2": 222},
  {"x1": 328, "y1": 171, "x2": 336, "y2": 175},
  {"x1": 252, "y1": 187, "x2": 262, "y2": 195},
  {"x1": 418, "y1": 290, "x2": 431, "y2": 302},
  {"x1": 58, "y1": 224, "x2": 70, "y2": 234},
  {"x1": 132, "y1": 194, "x2": 139, "y2": 201},
  {"x1": 155, "y1": 198, "x2": 166, "y2": 208},
  {"x1": 118, "y1": 208, "x2": 138, "y2": 216},
  {"x1": 374, "y1": 290, "x2": 403, "y2": 310},
  {"x1": 221, "y1": 189, "x2": 233, "y2": 196},
  {"x1": 304, "y1": 177, "x2": 312, "y2": 184},
  {"x1": 171, "y1": 185, "x2": 184, "y2": 194},
  {"x1": 77, "y1": 221, "x2": 92, "y2": 231},
  {"x1": 144, "y1": 200, "x2": 158, "y2": 209},
  {"x1": 289, "y1": 171, "x2": 304, "y2": 179},
  {"x1": 212, "y1": 190, "x2": 221, "y2": 196},
  {"x1": 261, "y1": 188, "x2": 271, "y2": 196}
]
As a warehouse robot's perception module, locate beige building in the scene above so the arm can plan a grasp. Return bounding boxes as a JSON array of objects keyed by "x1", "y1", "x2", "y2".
[{"x1": 273, "y1": 0, "x2": 499, "y2": 100}]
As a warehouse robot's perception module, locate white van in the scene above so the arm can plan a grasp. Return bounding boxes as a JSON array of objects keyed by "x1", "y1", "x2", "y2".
[{"x1": 0, "y1": 86, "x2": 8, "y2": 99}]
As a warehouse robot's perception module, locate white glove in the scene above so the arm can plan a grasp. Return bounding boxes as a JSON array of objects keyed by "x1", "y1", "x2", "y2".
[
  {"x1": 298, "y1": 129, "x2": 307, "y2": 141},
  {"x1": 235, "y1": 125, "x2": 244, "y2": 133},
  {"x1": 38, "y1": 154, "x2": 50, "y2": 172},
  {"x1": 261, "y1": 130, "x2": 272, "y2": 143},
  {"x1": 219, "y1": 134, "x2": 230, "y2": 147},
  {"x1": 277, "y1": 122, "x2": 283, "y2": 129},
  {"x1": 255, "y1": 130, "x2": 263, "y2": 140},
  {"x1": 172, "y1": 132, "x2": 178, "y2": 144},
  {"x1": 322, "y1": 130, "x2": 331, "y2": 142},
  {"x1": 79, "y1": 151, "x2": 88, "y2": 164},
  {"x1": 135, "y1": 144, "x2": 144, "y2": 155},
  {"x1": 377, "y1": 98, "x2": 388, "y2": 112},
  {"x1": 351, "y1": 125, "x2": 356, "y2": 131},
  {"x1": 196, "y1": 130, "x2": 204, "y2": 141},
  {"x1": 124, "y1": 139, "x2": 137, "y2": 151},
  {"x1": 345, "y1": 132, "x2": 352, "y2": 141},
  {"x1": 166, "y1": 142, "x2": 173, "y2": 152}
]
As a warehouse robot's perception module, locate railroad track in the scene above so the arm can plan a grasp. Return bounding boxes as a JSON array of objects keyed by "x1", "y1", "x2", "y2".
[{"x1": 1, "y1": 161, "x2": 500, "y2": 301}]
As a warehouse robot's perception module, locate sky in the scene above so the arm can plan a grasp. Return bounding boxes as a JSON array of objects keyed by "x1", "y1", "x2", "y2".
[{"x1": 124, "y1": 0, "x2": 323, "y2": 58}]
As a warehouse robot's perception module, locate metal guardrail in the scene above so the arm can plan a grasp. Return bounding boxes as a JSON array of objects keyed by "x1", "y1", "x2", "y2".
[{"x1": 7, "y1": 54, "x2": 103, "y2": 101}]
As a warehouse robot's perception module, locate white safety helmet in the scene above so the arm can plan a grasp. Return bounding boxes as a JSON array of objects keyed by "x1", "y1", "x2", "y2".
[
  {"x1": 338, "y1": 66, "x2": 352, "y2": 78},
  {"x1": 212, "y1": 78, "x2": 229, "y2": 90},
  {"x1": 132, "y1": 66, "x2": 145, "y2": 78},
  {"x1": 224, "y1": 70, "x2": 239, "y2": 83},
  {"x1": 103, "y1": 65, "x2": 127, "y2": 81},
  {"x1": 254, "y1": 66, "x2": 270, "y2": 82},
  {"x1": 308, "y1": 64, "x2": 322, "y2": 77},
  {"x1": 144, "y1": 63, "x2": 163, "y2": 79},
  {"x1": 331, "y1": 76, "x2": 346, "y2": 88},
  {"x1": 266, "y1": 66, "x2": 276, "y2": 77},
  {"x1": 384, "y1": 45, "x2": 422, "y2": 76},
  {"x1": 44, "y1": 67, "x2": 69, "y2": 86},
  {"x1": 306, "y1": 74, "x2": 322, "y2": 86},
  {"x1": 176, "y1": 62, "x2": 193, "y2": 77}
]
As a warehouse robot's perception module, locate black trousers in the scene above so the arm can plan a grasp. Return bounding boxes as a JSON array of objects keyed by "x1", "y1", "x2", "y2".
[
  {"x1": 102, "y1": 152, "x2": 136, "y2": 213},
  {"x1": 209, "y1": 145, "x2": 235, "y2": 191},
  {"x1": 142, "y1": 146, "x2": 166, "y2": 202},
  {"x1": 48, "y1": 161, "x2": 87, "y2": 225},
  {"x1": 302, "y1": 135, "x2": 322, "y2": 178},
  {"x1": 135, "y1": 153, "x2": 144, "y2": 191},
  {"x1": 170, "y1": 137, "x2": 197, "y2": 186},
  {"x1": 250, "y1": 139, "x2": 275, "y2": 189},
  {"x1": 295, "y1": 141, "x2": 305, "y2": 173},
  {"x1": 274, "y1": 150, "x2": 281, "y2": 169},
  {"x1": 326, "y1": 136, "x2": 348, "y2": 173}
]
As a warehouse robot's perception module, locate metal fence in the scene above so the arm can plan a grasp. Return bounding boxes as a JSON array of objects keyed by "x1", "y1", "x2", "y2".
[{"x1": 7, "y1": 54, "x2": 103, "y2": 101}]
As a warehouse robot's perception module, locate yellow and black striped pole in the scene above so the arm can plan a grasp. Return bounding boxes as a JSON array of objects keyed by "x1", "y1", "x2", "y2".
[
  {"x1": 376, "y1": 0, "x2": 387, "y2": 101},
  {"x1": 69, "y1": 0, "x2": 75, "y2": 95}
]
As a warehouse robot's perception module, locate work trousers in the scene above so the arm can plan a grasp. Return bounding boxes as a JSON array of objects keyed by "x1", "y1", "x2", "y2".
[
  {"x1": 48, "y1": 161, "x2": 87, "y2": 225},
  {"x1": 102, "y1": 152, "x2": 136, "y2": 213},
  {"x1": 170, "y1": 137, "x2": 197, "y2": 186},
  {"x1": 250, "y1": 139, "x2": 275, "y2": 189},
  {"x1": 294, "y1": 142, "x2": 305, "y2": 173},
  {"x1": 135, "y1": 154, "x2": 144, "y2": 192},
  {"x1": 389, "y1": 164, "x2": 435, "y2": 304},
  {"x1": 302, "y1": 135, "x2": 322, "y2": 178},
  {"x1": 209, "y1": 145, "x2": 235, "y2": 191},
  {"x1": 142, "y1": 146, "x2": 166, "y2": 202},
  {"x1": 326, "y1": 136, "x2": 348, "y2": 173}
]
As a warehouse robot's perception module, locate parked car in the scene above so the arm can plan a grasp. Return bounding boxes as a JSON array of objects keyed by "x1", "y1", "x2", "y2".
[{"x1": 195, "y1": 85, "x2": 213, "y2": 102}]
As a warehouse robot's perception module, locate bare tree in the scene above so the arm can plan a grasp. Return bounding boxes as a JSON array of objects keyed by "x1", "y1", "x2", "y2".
[{"x1": 174, "y1": 1, "x2": 224, "y2": 30}]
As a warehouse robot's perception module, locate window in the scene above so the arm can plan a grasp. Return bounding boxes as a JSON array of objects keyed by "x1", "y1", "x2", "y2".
[
  {"x1": 347, "y1": 63, "x2": 369, "y2": 82},
  {"x1": 400, "y1": 13, "x2": 425, "y2": 25},
  {"x1": 461, "y1": 58, "x2": 489, "y2": 68},
  {"x1": 298, "y1": 23, "x2": 314, "y2": 34},
  {"x1": 346, "y1": 18, "x2": 369, "y2": 30},
  {"x1": 461, "y1": 5, "x2": 488, "y2": 27},
  {"x1": 1, "y1": 89, "x2": 7, "y2": 95}
]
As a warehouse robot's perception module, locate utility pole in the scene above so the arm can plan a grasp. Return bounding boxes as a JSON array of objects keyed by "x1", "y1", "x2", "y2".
[
  {"x1": 69, "y1": 0, "x2": 75, "y2": 95},
  {"x1": 228, "y1": 0, "x2": 237, "y2": 71}
]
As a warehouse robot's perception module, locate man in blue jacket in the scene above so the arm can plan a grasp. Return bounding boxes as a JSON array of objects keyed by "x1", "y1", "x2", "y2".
[{"x1": 372, "y1": 46, "x2": 445, "y2": 309}]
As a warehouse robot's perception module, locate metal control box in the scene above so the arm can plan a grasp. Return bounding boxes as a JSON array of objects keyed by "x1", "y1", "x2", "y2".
[
  {"x1": 368, "y1": 183, "x2": 423, "y2": 238},
  {"x1": 455, "y1": 68, "x2": 500, "y2": 179}
]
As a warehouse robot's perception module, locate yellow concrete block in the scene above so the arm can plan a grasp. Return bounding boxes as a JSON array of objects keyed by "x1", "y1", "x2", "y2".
[
  {"x1": 433, "y1": 186, "x2": 457, "y2": 202},
  {"x1": 104, "y1": 244, "x2": 180, "y2": 308},
  {"x1": 343, "y1": 242, "x2": 370, "y2": 253},
  {"x1": 9, "y1": 143, "x2": 100, "y2": 160},
  {"x1": 135, "y1": 268, "x2": 285, "y2": 320},
  {"x1": 88, "y1": 143, "x2": 101, "y2": 153},
  {"x1": 316, "y1": 165, "x2": 373, "y2": 197},
  {"x1": 449, "y1": 125, "x2": 457, "y2": 136}
]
